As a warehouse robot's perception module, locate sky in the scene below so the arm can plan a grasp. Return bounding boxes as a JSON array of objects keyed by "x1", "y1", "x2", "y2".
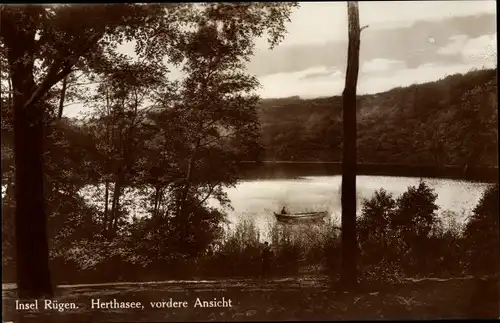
[
  {"x1": 250, "y1": 1, "x2": 497, "y2": 98},
  {"x1": 64, "y1": 1, "x2": 497, "y2": 117}
]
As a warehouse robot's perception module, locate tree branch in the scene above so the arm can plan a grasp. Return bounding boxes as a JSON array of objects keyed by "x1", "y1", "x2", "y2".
[
  {"x1": 200, "y1": 130, "x2": 236, "y2": 147},
  {"x1": 62, "y1": 101, "x2": 84, "y2": 108},
  {"x1": 190, "y1": 184, "x2": 217, "y2": 211},
  {"x1": 23, "y1": 32, "x2": 104, "y2": 110}
]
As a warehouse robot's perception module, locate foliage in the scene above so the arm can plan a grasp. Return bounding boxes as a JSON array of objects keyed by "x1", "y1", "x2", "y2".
[
  {"x1": 3, "y1": 181, "x2": 497, "y2": 283},
  {"x1": 354, "y1": 181, "x2": 499, "y2": 281},
  {"x1": 259, "y1": 69, "x2": 498, "y2": 166},
  {"x1": 392, "y1": 180, "x2": 440, "y2": 238},
  {"x1": 358, "y1": 189, "x2": 398, "y2": 270},
  {"x1": 357, "y1": 182, "x2": 443, "y2": 279},
  {"x1": 0, "y1": 3, "x2": 298, "y2": 290},
  {"x1": 463, "y1": 183, "x2": 500, "y2": 275}
]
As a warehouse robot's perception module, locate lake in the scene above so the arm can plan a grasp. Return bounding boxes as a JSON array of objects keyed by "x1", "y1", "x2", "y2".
[
  {"x1": 2, "y1": 175, "x2": 491, "y2": 239},
  {"x1": 211, "y1": 175, "x2": 491, "y2": 238}
]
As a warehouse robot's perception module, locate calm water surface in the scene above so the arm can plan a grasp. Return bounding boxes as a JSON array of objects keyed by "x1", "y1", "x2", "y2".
[
  {"x1": 3, "y1": 176, "x2": 487, "y2": 239},
  {"x1": 211, "y1": 176, "x2": 490, "y2": 237}
]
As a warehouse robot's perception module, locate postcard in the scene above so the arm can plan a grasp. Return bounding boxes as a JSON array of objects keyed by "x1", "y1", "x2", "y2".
[{"x1": 1, "y1": 1, "x2": 498, "y2": 322}]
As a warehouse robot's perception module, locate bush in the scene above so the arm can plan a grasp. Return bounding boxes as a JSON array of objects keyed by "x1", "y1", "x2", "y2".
[
  {"x1": 358, "y1": 189, "x2": 397, "y2": 264},
  {"x1": 392, "y1": 180, "x2": 440, "y2": 237},
  {"x1": 392, "y1": 180, "x2": 441, "y2": 275},
  {"x1": 204, "y1": 219, "x2": 341, "y2": 278},
  {"x1": 464, "y1": 183, "x2": 499, "y2": 276},
  {"x1": 357, "y1": 181, "x2": 449, "y2": 278},
  {"x1": 210, "y1": 219, "x2": 263, "y2": 277}
]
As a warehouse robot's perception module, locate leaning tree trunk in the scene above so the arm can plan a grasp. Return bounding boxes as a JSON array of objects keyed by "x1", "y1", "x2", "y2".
[
  {"x1": 340, "y1": 1, "x2": 361, "y2": 289},
  {"x1": 57, "y1": 75, "x2": 68, "y2": 119}
]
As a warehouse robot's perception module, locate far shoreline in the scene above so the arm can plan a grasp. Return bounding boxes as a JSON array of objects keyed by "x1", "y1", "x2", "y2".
[{"x1": 239, "y1": 161, "x2": 498, "y2": 183}]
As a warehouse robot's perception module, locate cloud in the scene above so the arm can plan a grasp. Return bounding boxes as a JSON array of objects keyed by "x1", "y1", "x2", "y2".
[
  {"x1": 257, "y1": 59, "x2": 496, "y2": 99},
  {"x1": 438, "y1": 33, "x2": 497, "y2": 63},
  {"x1": 361, "y1": 58, "x2": 404, "y2": 74},
  {"x1": 359, "y1": 62, "x2": 496, "y2": 94},
  {"x1": 437, "y1": 35, "x2": 469, "y2": 55},
  {"x1": 249, "y1": 13, "x2": 496, "y2": 77},
  {"x1": 255, "y1": 1, "x2": 497, "y2": 48},
  {"x1": 258, "y1": 66, "x2": 345, "y2": 99},
  {"x1": 299, "y1": 66, "x2": 342, "y2": 80},
  {"x1": 462, "y1": 34, "x2": 497, "y2": 61}
]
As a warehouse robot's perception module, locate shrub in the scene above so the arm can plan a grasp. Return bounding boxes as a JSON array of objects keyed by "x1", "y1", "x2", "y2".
[
  {"x1": 357, "y1": 189, "x2": 405, "y2": 280},
  {"x1": 358, "y1": 189, "x2": 397, "y2": 264},
  {"x1": 391, "y1": 180, "x2": 441, "y2": 275},
  {"x1": 207, "y1": 219, "x2": 263, "y2": 277},
  {"x1": 357, "y1": 182, "x2": 449, "y2": 278},
  {"x1": 392, "y1": 180, "x2": 440, "y2": 237},
  {"x1": 464, "y1": 183, "x2": 499, "y2": 276}
]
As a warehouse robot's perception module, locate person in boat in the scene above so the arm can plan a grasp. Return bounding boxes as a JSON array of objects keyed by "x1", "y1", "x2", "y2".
[
  {"x1": 261, "y1": 241, "x2": 272, "y2": 278},
  {"x1": 280, "y1": 206, "x2": 288, "y2": 214}
]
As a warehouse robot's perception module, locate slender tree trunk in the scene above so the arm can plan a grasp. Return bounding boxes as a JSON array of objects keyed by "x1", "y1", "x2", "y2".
[
  {"x1": 158, "y1": 188, "x2": 166, "y2": 217},
  {"x1": 103, "y1": 179, "x2": 110, "y2": 233},
  {"x1": 463, "y1": 143, "x2": 484, "y2": 177},
  {"x1": 179, "y1": 139, "x2": 200, "y2": 241},
  {"x1": 153, "y1": 186, "x2": 163, "y2": 218},
  {"x1": 102, "y1": 91, "x2": 111, "y2": 234},
  {"x1": 57, "y1": 75, "x2": 68, "y2": 119},
  {"x1": 155, "y1": 187, "x2": 160, "y2": 217},
  {"x1": 340, "y1": 1, "x2": 361, "y2": 289},
  {"x1": 8, "y1": 71, "x2": 13, "y2": 107},
  {"x1": 177, "y1": 138, "x2": 200, "y2": 216},
  {"x1": 109, "y1": 176, "x2": 124, "y2": 235}
]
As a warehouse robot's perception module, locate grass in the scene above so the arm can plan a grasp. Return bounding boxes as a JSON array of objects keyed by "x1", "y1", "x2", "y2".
[{"x1": 2, "y1": 275, "x2": 499, "y2": 322}]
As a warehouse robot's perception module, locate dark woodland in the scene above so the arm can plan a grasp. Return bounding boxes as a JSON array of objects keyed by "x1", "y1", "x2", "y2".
[{"x1": 259, "y1": 68, "x2": 498, "y2": 169}]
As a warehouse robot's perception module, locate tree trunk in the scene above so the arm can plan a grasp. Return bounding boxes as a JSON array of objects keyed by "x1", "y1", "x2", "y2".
[
  {"x1": 12, "y1": 76, "x2": 53, "y2": 298},
  {"x1": 57, "y1": 75, "x2": 68, "y2": 119},
  {"x1": 103, "y1": 179, "x2": 110, "y2": 234},
  {"x1": 109, "y1": 177, "x2": 124, "y2": 236},
  {"x1": 340, "y1": 1, "x2": 361, "y2": 290},
  {"x1": 3, "y1": 8, "x2": 53, "y2": 296},
  {"x1": 102, "y1": 97, "x2": 111, "y2": 234},
  {"x1": 179, "y1": 139, "x2": 201, "y2": 242},
  {"x1": 2, "y1": 6, "x2": 82, "y2": 299},
  {"x1": 2, "y1": 177, "x2": 16, "y2": 274},
  {"x1": 463, "y1": 142, "x2": 484, "y2": 177},
  {"x1": 8, "y1": 71, "x2": 13, "y2": 107},
  {"x1": 153, "y1": 186, "x2": 164, "y2": 218}
]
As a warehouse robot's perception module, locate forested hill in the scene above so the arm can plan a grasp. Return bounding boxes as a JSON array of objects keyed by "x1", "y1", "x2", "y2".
[{"x1": 258, "y1": 68, "x2": 498, "y2": 167}]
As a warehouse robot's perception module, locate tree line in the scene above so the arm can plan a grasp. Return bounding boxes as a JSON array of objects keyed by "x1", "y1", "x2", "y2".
[{"x1": 259, "y1": 68, "x2": 498, "y2": 169}]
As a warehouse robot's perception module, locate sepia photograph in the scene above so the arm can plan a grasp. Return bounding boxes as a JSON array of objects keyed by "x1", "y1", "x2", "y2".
[{"x1": 1, "y1": 1, "x2": 499, "y2": 322}]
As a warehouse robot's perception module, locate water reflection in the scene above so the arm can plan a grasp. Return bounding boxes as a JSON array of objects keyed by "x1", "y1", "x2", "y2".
[{"x1": 213, "y1": 176, "x2": 489, "y2": 237}]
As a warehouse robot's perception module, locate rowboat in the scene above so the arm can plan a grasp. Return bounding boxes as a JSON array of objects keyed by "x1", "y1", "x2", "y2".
[{"x1": 273, "y1": 211, "x2": 328, "y2": 223}]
